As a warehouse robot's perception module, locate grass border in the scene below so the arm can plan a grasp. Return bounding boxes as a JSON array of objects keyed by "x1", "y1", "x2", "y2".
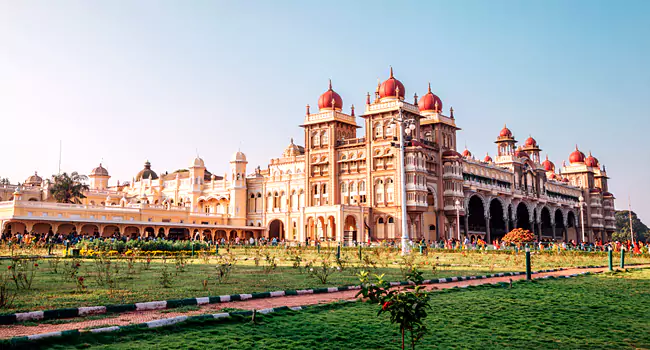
[
  {"x1": 0, "y1": 265, "x2": 617, "y2": 326},
  {"x1": 0, "y1": 270, "x2": 614, "y2": 348}
]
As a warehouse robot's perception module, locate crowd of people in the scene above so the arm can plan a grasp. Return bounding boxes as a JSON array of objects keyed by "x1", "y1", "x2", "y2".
[{"x1": 0, "y1": 229, "x2": 647, "y2": 254}]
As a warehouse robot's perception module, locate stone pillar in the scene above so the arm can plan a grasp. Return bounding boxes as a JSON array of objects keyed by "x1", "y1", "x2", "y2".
[
  {"x1": 505, "y1": 218, "x2": 510, "y2": 235},
  {"x1": 536, "y1": 221, "x2": 542, "y2": 240},
  {"x1": 485, "y1": 216, "x2": 491, "y2": 243}
]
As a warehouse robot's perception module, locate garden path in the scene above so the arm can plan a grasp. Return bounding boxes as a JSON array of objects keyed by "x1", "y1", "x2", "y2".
[{"x1": 1, "y1": 264, "x2": 648, "y2": 339}]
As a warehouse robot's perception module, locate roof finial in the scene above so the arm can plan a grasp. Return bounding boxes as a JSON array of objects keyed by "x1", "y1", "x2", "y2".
[
  {"x1": 413, "y1": 93, "x2": 418, "y2": 104},
  {"x1": 366, "y1": 92, "x2": 371, "y2": 105},
  {"x1": 351, "y1": 104, "x2": 355, "y2": 116},
  {"x1": 331, "y1": 98, "x2": 336, "y2": 108},
  {"x1": 395, "y1": 86, "x2": 400, "y2": 98},
  {"x1": 427, "y1": 82, "x2": 432, "y2": 93},
  {"x1": 328, "y1": 78, "x2": 332, "y2": 90},
  {"x1": 450, "y1": 106, "x2": 454, "y2": 118},
  {"x1": 389, "y1": 66, "x2": 394, "y2": 78},
  {"x1": 575, "y1": 144, "x2": 579, "y2": 151},
  {"x1": 434, "y1": 99, "x2": 439, "y2": 111},
  {"x1": 290, "y1": 137, "x2": 294, "y2": 145},
  {"x1": 306, "y1": 104, "x2": 310, "y2": 115}
]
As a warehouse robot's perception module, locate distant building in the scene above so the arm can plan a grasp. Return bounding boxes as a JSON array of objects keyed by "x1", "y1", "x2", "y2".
[{"x1": 0, "y1": 69, "x2": 616, "y2": 243}]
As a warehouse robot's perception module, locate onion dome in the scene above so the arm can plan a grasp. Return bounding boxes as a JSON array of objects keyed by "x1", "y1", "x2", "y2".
[
  {"x1": 418, "y1": 83, "x2": 443, "y2": 113},
  {"x1": 603, "y1": 191, "x2": 614, "y2": 198},
  {"x1": 484, "y1": 153, "x2": 493, "y2": 163},
  {"x1": 135, "y1": 161, "x2": 159, "y2": 181},
  {"x1": 231, "y1": 151, "x2": 247, "y2": 162},
  {"x1": 584, "y1": 151, "x2": 599, "y2": 167},
  {"x1": 317, "y1": 79, "x2": 343, "y2": 111},
  {"x1": 561, "y1": 176, "x2": 569, "y2": 183},
  {"x1": 378, "y1": 67, "x2": 405, "y2": 100},
  {"x1": 548, "y1": 173, "x2": 558, "y2": 180},
  {"x1": 282, "y1": 138, "x2": 305, "y2": 158},
  {"x1": 90, "y1": 164, "x2": 109, "y2": 177},
  {"x1": 569, "y1": 145, "x2": 586, "y2": 164},
  {"x1": 524, "y1": 136, "x2": 537, "y2": 147},
  {"x1": 542, "y1": 155, "x2": 555, "y2": 172},
  {"x1": 461, "y1": 148, "x2": 472, "y2": 158},
  {"x1": 499, "y1": 124, "x2": 513, "y2": 138},
  {"x1": 24, "y1": 172, "x2": 43, "y2": 187}
]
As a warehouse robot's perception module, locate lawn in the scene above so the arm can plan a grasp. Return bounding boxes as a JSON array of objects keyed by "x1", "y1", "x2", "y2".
[
  {"x1": 29, "y1": 268, "x2": 650, "y2": 349},
  {"x1": 0, "y1": 246, "x2": 647, "y2": 313}
]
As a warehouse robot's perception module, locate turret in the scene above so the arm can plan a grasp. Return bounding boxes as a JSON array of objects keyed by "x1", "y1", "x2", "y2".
[{"x1": 228, "y1": 150, "x2": 248, "y2": 225}]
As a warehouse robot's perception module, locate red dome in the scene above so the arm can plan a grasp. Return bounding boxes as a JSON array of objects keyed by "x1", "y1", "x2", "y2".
[
  {"x1": 418, "y1": 83, "x2": 443, "y2": 112},
  {"x1": 569, "y1": 145, "x2": 586, "y2": 164},
  {"x1": 561, "y1": 177, "x2": 569, "y2": 183},
  {"x1": 462, "y1": 148, "x2": 472, "y2": 158},
  {"x1": 484, "y1": 154, "x2": 493, "y2": 162},
  {"x1": 585, "y1": 152, "x2": 599, "y2": 167},
  {"x1": 548, "y1": 173, "x2": 558, "y2": 180},
  {"x1": 499, "y1": 124, "x2": 513, "y2": 138},
  {"x1": 525, "y1": 136, "x2": 537, "y2": 147},
  {"x1": 542, "y1": 155, "x2": 555, "y2": 171},
  {"x1": 317, "y1": 80, "x2": 343, "y2": 111},
  {"x1": 378, "y1": 67, "x2": 405, "y2": 100}
]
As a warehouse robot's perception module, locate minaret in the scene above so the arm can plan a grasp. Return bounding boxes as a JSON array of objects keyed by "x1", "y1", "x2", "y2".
[
  {"x1": 228, "y1": 150, "x2": 248, "y2": 225},
  {"x1": 189, "y1": 156, "x2": 206, "y2": 212}
]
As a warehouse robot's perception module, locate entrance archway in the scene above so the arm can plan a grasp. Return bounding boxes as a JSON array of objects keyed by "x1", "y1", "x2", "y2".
[
  {"x1": 269, "y1": 220, "x2": 284, "y2": 240},
  {"x1": 467, "y1": 195, "x2": 486, "y2": 235},
  {"x1": 540, "y1": 207, "x2": 552, "y2": 238},
  {"x1": 344, "y1": 215, "x2": 357, "y2": 243},
  {"x1": 515, "y1": 203, "x2": 531, "y2": 231},
  {"x1": 489, "y1": 199, "x2": 506, "y2": 241}
]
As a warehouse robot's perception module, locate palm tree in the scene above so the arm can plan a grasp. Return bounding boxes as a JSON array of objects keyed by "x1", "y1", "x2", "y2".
[{"x1": 49, "y1": 172, "x2": 90, "y2": 204}]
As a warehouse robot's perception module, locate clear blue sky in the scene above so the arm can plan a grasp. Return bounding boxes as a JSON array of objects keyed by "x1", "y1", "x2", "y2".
[{"x1": 1, "y1": 0, "x2": 648, "y2": 220}]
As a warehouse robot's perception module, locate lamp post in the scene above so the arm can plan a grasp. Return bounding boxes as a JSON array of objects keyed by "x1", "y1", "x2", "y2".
[
  {"x1": 391, "y1": 106, "x2": 416, "y2": 255},
  {"x1": 578, "y1": 196, "x2": 586, "y2": 243},
  {"x1": 454, "y1": 199, "x2": 461, "y2": 241}
]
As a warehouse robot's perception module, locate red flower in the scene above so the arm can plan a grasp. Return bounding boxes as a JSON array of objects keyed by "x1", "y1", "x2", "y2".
[
  {"x1": 382, "y1": 301, "x2": 392, "y2": 311},
  {"x1": 78, "y1": 277, "x2": 84, "y2": 282},
  {"x1": 76, "y1": 263, "x2": 81, "y2": 267},
  {"x1": 34, "y1": 263, "x2": 38, "y2": 267},
  {"x1": 7, "y1": 266, "x2": 12, "y2": 270}
]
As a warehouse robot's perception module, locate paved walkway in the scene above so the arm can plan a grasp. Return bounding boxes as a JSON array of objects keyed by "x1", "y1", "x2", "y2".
[{"x1": 1, "y1": 265, "x2": 645, "y2": 338}]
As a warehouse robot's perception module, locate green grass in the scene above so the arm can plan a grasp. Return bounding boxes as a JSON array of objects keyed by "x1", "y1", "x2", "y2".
[
  {"x1": 0, "y1": 247, "x2": 647, "y2": 313},
  {"x1": 30, "y1": 269, "x2": 650, "y2": 349}
]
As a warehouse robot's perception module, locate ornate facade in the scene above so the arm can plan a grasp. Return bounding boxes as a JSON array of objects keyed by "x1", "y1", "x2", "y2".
[{"x1": 0, "y1": 69, "x2": 616, "y2": 243}]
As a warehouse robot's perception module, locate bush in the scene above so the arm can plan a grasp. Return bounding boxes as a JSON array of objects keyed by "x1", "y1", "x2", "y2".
[{"x1": 502, "y1": 228, "x2": 535, "y2": 244}]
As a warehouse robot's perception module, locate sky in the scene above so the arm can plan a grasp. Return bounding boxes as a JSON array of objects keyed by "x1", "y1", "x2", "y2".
[{"x1": 0, "y1": 0, "x2": 648, "y2": 220}]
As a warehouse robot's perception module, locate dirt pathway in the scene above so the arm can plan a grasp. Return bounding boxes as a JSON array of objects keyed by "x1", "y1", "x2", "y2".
[{"x1": 1, "y1": 265, "x2": 646, "y2": 338}]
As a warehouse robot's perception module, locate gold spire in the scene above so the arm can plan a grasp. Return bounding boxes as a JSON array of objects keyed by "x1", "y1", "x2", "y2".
[
  {"x1": 351, "y1": 104, "x2": 355, "y2": 116},
  {"x1": 427, "y1": 82, "x2": 431, "y2": 93},
  {"x1": 450, "y1": 106, "x2": 454, "y2": 118},
  {"x1": 328, "y1": 79, "x2": 332, "y2": 90},
  {"x1": 389, "y1": 66, "x2": 393, "y2": 78}
]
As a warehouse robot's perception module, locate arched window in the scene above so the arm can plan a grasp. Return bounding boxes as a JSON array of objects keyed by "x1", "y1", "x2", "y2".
[
  {"x1": 388, "y1": 217, "x2": 394, "y2": 224},
  {"x1": 378, "y1": 217, "x2": 385, "y2": 224},
  {"x1": 375, "y1": 179, "x2": 384, "y2": 204},
  {"x1": 375, "y1": 123, "x2": 383, "y2": 138},
  {"x1": 359, "y1": 180, "x2": 366, "y2": 192},
  {"x1": 386, "y1": 123, "x2": 393, "y2": 136},
  {"x1": 341, "y1": 182, "x2": 347, "y2": 193},
  {"x1": 386, "y1": 178, "x2": 394, "y2": 202},
  {"x1": 312, "y1": 133, "x2": 320, "y2": 147},
  {"x1": 424, "y1": 131, "x2": 432, "y2": 141},
  {"x1": 322, "y1": 131, "x2": 328, "y2": 145}
]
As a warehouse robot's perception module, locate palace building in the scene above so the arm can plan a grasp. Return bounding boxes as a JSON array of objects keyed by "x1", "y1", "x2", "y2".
[{"x1": 0, "y1": 69, "x2": 616, "y2": 243}]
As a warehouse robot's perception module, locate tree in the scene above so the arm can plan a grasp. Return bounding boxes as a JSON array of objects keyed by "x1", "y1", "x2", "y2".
[
  {"x1": 49, "y1": 172, "x2": 90, "y2": 204},
  {"x1": 0, "y1": 177, "x2": 10, "y2": 185},
  {"x1": 613, "y1": 210, "x2": 648, "y2": 243}
]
